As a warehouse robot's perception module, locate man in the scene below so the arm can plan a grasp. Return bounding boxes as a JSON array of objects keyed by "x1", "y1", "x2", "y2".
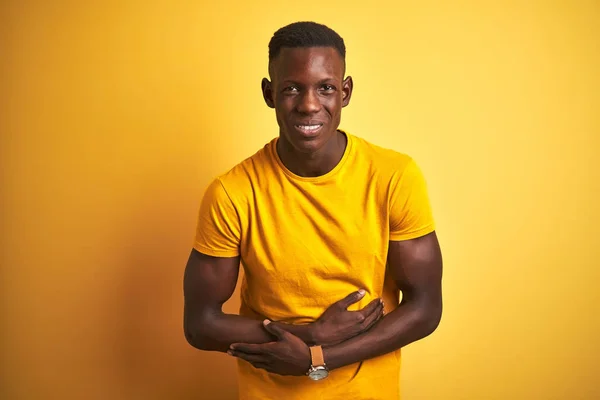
[{"x1": 183, "y1": 21, "x2": 443, "y2": 400}]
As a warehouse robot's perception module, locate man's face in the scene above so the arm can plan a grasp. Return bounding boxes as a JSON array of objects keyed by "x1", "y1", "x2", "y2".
[{"x1": 262, "y1": 47, "x2": 353, "y2": 154}]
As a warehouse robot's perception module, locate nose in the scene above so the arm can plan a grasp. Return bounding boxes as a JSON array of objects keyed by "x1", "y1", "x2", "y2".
[{"x1": 296, "y1": 89, "x2": 321, "y2": 114}]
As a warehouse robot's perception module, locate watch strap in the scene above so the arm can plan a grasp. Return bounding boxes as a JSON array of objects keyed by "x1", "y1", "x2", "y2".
[{"x1": 309, "y1": 345, "x2": 325, "y2": 367}]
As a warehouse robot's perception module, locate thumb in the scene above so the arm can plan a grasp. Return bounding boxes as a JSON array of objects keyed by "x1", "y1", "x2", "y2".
[
  {"x1": 263, "y1": 319, "x2": 287, "y2": 340},
  {"x1": 337, "y1": 289, "x2": 366, "y2": 310}
]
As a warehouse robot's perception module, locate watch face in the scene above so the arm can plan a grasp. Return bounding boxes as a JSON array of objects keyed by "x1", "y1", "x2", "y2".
[{"x1": 308, "y1": 367, "x2": 329, "y2": 381}]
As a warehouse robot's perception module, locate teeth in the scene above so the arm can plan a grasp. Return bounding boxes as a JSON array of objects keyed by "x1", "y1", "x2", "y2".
[{"x1": 296, "y1": 124, "x2": 321, "y2": 131}]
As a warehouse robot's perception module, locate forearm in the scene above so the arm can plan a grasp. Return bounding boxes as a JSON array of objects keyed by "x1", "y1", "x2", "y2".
[
  {"x1": 185, "y1": 311, "x2": 314, "y2": 353},
  {"x1": 322, "y1": 300, "x2": 441, "y2": 370},
  {"x1": 277, "y1": 321, "x2": 319, "y2": 345}
]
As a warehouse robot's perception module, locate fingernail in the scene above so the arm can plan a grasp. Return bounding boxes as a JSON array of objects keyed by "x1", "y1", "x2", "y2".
[
  {"x1": 358, "y1": 289, "x2": 365, "y2": 295},
  {"x1": 263, "y1": 319, "x2": 271, "y2": 325},
  {"x1": 227, "y1": 351, "x2": 233, "y2": 356}
]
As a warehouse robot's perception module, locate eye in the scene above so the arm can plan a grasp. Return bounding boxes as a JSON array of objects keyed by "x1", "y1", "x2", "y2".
[
  {"x1": 320, "y1": 84, "x2": 336, "y2": 93},
  {"x1": 283, "y1": 86, "x2": 299, "y2": 94}
]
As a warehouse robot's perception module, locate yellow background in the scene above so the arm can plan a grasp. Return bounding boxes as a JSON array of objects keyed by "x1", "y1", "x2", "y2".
[{"x1": 1, "y1": 1, "x2": 598, "y2": 399}]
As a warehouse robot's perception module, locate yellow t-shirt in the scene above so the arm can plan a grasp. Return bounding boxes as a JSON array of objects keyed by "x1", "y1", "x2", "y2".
[{"x1": 194, "y1": 130, "x2": 435, "y2": 400}]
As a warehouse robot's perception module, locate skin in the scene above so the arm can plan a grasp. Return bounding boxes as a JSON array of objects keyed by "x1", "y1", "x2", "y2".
[
  {"x1": 230, "y1": 233, "x2": 443, "y2": 375},
  {"x1": 184, "y1": 46, "x2": 443, "y2": 377},
  {"x1": 262, "y1": 46, "x2": 353, "y2": 177},
  {"x1": 183, "y1": 250, "x2": 385, "y2": 356},
  {"x1": 183, "y1": 47, "x2": 378, "y2": 355}
]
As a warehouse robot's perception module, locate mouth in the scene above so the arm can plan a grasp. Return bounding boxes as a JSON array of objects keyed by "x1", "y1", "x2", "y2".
[{"x1": 293, "y1": 123, "x2": 324, "y2": 137}]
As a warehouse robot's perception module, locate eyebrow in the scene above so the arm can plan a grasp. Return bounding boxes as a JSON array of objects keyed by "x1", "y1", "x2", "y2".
[{"x1": 281, "y1": 78, "x2": 339, "y2": 86}]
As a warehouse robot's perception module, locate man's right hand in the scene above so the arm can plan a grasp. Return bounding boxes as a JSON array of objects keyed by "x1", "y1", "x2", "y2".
[{"x1": 311, "y1": 290, "x2": 384, "y2": 347}]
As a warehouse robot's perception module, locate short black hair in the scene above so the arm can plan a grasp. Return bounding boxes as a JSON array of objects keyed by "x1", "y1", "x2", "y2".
[{"x1": 268, "y1": 21, "x2": 346, "y2": 62}]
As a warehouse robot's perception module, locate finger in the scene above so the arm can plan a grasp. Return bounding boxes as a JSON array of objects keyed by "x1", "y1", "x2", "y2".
[
  {"x1": 263, "y1": 320, "x2": 288, "y2": 340},
  {"x1": 335, "y1": 289, "x2": 366, "y2": 309},
  {"x1": 230, "y1": 343, "x2": 265, "y2": 354},
  {"x1": 357, "y1": 298, "x2": 382, "y2": 316},
  {"x1": 376, "y1": 299, "x2": 385, "y2": 318},
  {"x1": 348, "y1": 298, "x2": 380, "y2": 321},
  {"x1": 362, "y1": 302, "x2": 384, "y2": 330}
]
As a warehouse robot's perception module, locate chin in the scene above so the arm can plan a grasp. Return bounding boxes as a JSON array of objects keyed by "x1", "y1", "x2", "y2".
[
  {"x1": 283, "y1": 128, "x2": 335, "y2": 154},
  {"x1": 286, "y1": 135, "x2": 328, "y2": 154}
]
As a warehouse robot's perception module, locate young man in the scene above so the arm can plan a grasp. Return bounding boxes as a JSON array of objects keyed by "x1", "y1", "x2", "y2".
[{"x1": 183, "y1": 21, "x2": 443, "y2": 400}]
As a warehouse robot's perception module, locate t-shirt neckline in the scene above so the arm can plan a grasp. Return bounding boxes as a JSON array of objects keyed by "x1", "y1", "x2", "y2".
[{"x1": 272, "y1": 129, "x2": 353, "y2": 183}]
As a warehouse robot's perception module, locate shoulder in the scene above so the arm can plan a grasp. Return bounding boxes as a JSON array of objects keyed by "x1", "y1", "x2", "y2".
[
  {"x1": 348, "y1": 133, "x2": 416, "y2": 175},
  {"x1": 211, "y1": 138, "x2": 277, "y2": 199}
]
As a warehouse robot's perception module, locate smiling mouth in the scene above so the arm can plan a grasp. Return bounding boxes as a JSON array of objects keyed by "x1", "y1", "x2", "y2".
[{"x1": 294, "y1": 124, "x2": 324, "y2": 135}]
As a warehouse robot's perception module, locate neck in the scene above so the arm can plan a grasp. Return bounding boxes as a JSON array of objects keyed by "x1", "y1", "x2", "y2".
[{"x1": 277, "y1": 131, "x2": 347, "y2": 178}]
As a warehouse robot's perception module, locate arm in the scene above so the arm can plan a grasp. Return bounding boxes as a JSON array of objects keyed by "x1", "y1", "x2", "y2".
[
  {"x1": 183, "y1": 249, "x2": 315, "y2": 352},
  {"x1": 230, "y1": 231, "x2": 442, "y2": 373},
  {"x1": 322, "y1": 231, "x2": 443, "y2": 369},
  {"x1": 183, "y1": 249, "x2": 383, "y2": 352},
  {"x1": 187, "y1": 176, "x2": 384, "y2": 355},
  {"x1": 230, "y1": 159, "x2": 441, "y2": 374}
]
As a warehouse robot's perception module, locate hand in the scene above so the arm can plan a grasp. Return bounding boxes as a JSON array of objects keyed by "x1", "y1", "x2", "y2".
[
  {"x1": 312, "y1": 290, "x2": 384, "y2": 346},
  {"x1": 229, "y1": 320, "x2": 311, "y2": 376}
]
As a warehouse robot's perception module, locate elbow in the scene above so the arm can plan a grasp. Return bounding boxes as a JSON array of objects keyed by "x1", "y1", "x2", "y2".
[
  {"x1": 416, "y1": 301, "x2": 443, "y2": 339},
  {"x1": 183, "y1": 313, "x2": 219, "y2": 351},
  {"x1": 184, "y1": 320, "x2": 209, "y2": 351}
]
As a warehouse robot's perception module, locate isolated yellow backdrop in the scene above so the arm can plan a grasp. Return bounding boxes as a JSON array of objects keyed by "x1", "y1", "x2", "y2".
[{"x1": 1, "y1": 1, "x2": 599, "y2": 399}]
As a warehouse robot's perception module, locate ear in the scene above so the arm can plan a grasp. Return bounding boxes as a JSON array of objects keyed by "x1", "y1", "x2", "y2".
[
  {"x1": 262, "y1": 78, "x2": 275, "y2": 109},
  {"x1": 342, "y1": 76, "x2": 353, "y2": 107}
]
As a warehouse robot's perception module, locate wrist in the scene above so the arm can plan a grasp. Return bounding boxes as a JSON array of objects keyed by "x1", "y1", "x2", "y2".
[
  {"x1": 320, "y1": 345, "x2": 337, "y2": 371},
  {"x1": 306, "y1": 344, "x2": 329, "y2": 380},
  {"x1": 308, "y1": 321, "x2": 323, "y2": 346}
]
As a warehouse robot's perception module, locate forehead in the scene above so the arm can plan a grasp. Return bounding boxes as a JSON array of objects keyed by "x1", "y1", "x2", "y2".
[{"x1": 270, "y1": 47, "x2": 344, "y2": 83}]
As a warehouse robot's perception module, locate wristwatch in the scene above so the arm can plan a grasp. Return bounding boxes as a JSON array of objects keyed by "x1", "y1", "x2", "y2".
[{"x1": 306, "y1": 345, "x2": 329, "y2": 381}]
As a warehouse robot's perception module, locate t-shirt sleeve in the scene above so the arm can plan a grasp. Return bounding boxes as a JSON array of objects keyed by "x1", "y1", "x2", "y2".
[
  {"x1": 193, "y1": 178, "x2": 241, "y2": 257},
  {"x1": 388, "y1": 158, "x2": 436, "y2": 241}
]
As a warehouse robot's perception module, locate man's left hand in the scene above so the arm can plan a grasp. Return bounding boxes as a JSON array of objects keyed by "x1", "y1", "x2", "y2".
[{"x1": 229, "y1": 320, "x2": 311, "y2": 376}]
